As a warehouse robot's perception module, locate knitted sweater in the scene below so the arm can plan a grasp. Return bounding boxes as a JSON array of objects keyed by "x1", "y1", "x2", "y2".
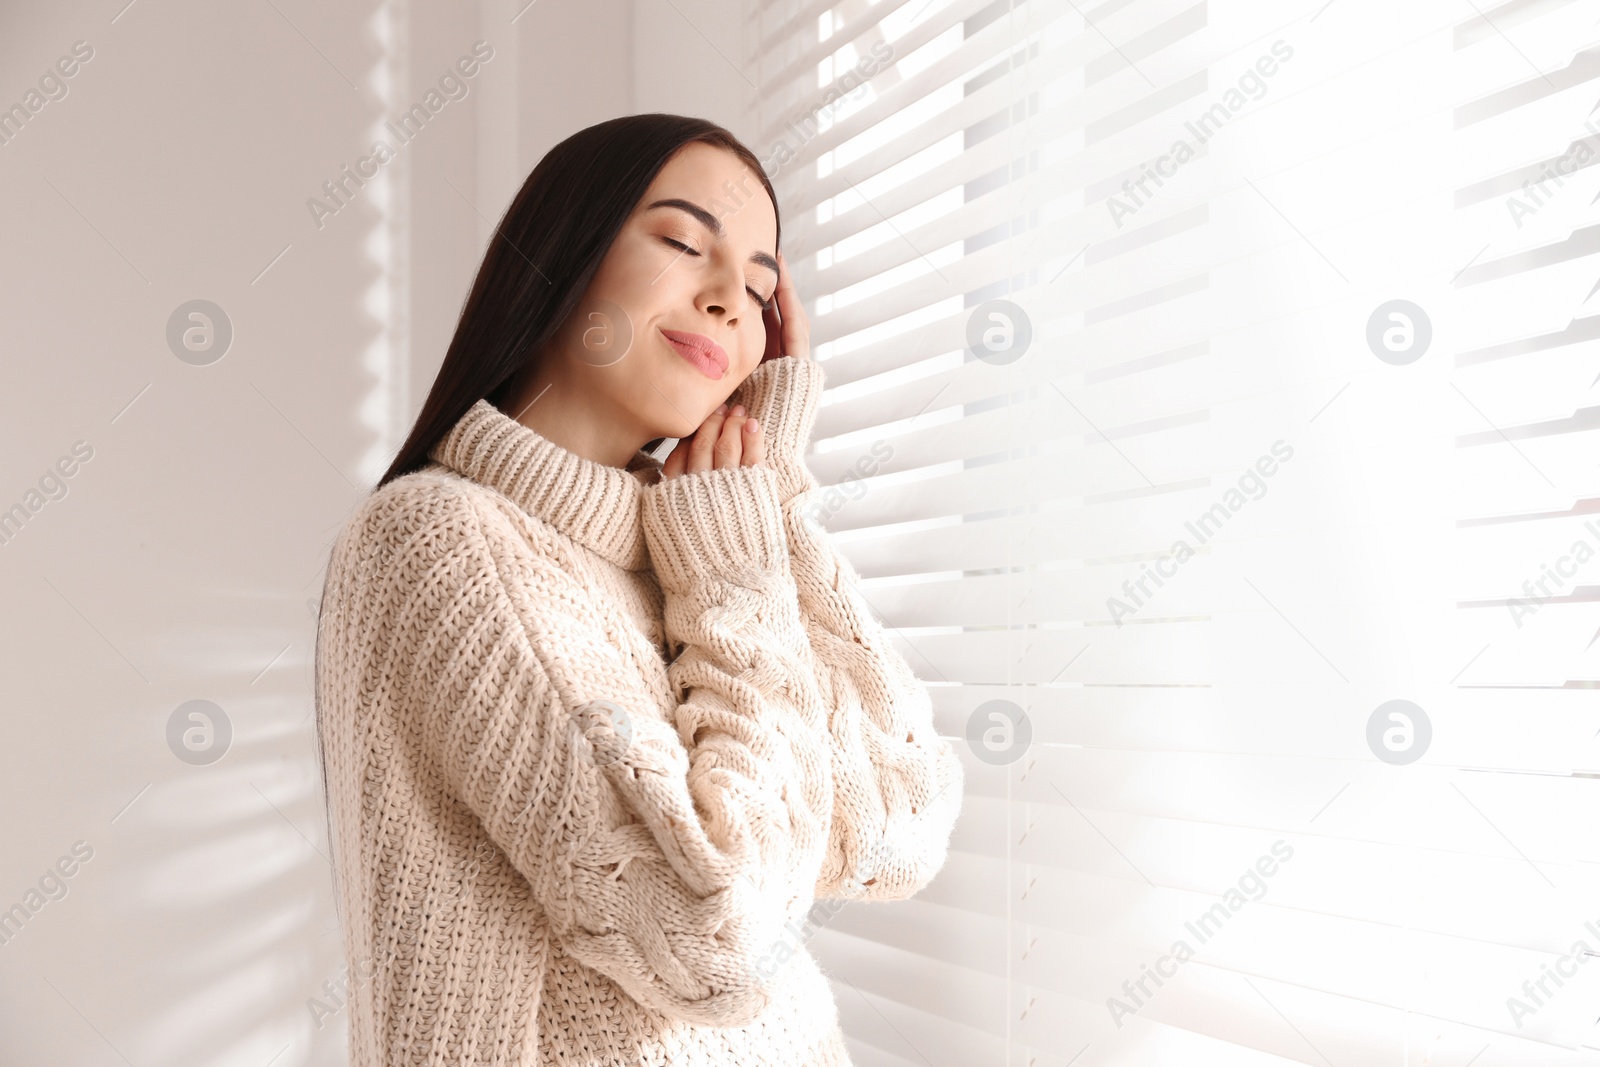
[{"x1": 313, "y1": 355, "x2": 965, "y2": 1066}]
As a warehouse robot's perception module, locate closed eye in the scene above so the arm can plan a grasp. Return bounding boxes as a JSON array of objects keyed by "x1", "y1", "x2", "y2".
[{"x1": 662, "y1": 236, "x2": 774, "y2": 311}]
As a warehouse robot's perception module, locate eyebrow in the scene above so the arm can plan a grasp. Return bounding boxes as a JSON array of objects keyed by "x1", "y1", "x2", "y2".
[{"x1": 647, "y1": 198, "x2": 779, "y2": 277}]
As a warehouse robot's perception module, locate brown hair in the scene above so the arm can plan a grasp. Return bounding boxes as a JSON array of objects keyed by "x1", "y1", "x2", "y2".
[{"x1": 376, "y1": 112, "x2": 781, "y2": 489}]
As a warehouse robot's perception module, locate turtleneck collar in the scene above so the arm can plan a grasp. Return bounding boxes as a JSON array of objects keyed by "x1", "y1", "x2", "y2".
[{"x1": 426, "y1": 398, "x2": 664, "y2": 571}]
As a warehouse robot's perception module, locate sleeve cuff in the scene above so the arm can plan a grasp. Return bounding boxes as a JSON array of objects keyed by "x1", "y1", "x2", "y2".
[
  {"x1": 726, "y1": 357, "x2": 826, "y2": 503},
  {"x1": 640, "y1": 463, "x2": 790, "y2": 591}
]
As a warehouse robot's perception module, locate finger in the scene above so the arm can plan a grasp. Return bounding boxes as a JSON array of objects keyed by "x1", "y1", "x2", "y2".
[
  {"x1": 774, "y1": 249, "x2": 810, "y2": 361},
  {"x1": 714, "y1": 410, "x2": 747, "y2": 470},
  {"x1": 687, "y1": 406, "x2": 728, "y2": 474},
  {"x1": 662, "y1": 438, "x2": 687, "y2": 479},
  {"x1": 739, "y1": 417, "x2": 764, "y2": 467}
]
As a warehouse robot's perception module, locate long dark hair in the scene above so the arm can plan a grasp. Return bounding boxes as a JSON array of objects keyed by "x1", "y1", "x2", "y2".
[
  {"x1": 313, "y1": 114, "x2": 780, "y2": 904},
  {"x1": 377, "y1": 112, "x2": 782, "y2": 489}
]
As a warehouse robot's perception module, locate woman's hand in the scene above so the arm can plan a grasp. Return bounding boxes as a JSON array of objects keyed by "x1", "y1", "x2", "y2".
[
  {"x1": 661, "y1": 403, "x2": 764, "y2": 478},
  {"x1": 761, "y1": 249, "x2": 811, "y2": 363},
  {"x1": 661, "y1": 248, "x2": 797, "y2": 478}
]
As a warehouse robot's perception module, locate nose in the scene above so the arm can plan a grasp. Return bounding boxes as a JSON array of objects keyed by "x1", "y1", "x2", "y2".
[{"x1": 699, "y1": 260, "x2": 745, "y2": 328}]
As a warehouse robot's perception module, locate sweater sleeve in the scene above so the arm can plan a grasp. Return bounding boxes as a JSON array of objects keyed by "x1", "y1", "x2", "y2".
[
  {"x1": 725, "y1": 357, "x2": 965, "y2": 903},
  {"x1": 408, "y1": 467, "x2": 834, "y2": 1028}
]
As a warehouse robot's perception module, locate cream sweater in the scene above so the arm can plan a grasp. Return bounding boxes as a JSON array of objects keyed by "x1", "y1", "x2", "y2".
[{"x1": 314, "y1": 355, "x2": 964, "y2": 1066}]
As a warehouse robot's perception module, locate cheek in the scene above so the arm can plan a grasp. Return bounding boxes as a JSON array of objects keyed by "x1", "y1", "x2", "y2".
[
  {"x1": 592, "y1": 234, "x2": 676, "y2": 312},
  {"x1": 732, "y1": 320, "x2": 765, "y2": 373}
]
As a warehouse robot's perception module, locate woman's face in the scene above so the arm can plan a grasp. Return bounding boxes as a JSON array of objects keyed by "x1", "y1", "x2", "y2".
[{"x1": 542, "y1": 141, "x2": 779, "y2": 444}]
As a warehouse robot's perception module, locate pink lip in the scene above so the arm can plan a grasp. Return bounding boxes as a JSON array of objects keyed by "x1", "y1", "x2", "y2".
[{"x1": 660, "y1": 328, "x2": 728, "y2": 380}]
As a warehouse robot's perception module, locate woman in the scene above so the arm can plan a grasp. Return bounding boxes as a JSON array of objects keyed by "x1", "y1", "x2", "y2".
[{"x1": 314, "y1": 113, "x2": 964, "y2": 1066}]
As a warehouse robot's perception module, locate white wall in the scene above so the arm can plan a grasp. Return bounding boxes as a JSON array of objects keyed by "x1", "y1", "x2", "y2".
[
  {"x1": 0, "y1": 0, "x2": 756, "y2": 1062},
  {"x1": 632, "y1": 0, "x2": 754, "y2": 142}
]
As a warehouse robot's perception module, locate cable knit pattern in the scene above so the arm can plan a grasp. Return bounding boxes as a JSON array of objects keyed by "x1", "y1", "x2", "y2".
[
  {"x1": 726, "y1": 358, "x2": 966, "y2": 905},
  {"x1": 313, "y1": 357, "x2": 964, "y2": 1066}
]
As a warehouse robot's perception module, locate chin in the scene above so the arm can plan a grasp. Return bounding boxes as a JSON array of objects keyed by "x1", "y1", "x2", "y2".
[
  {"x1": 646, "y1": 391, "x2": 711, "y2": 442},
  {"x1": 650, "y1": 362, "x2": 727, "y2": 431}
]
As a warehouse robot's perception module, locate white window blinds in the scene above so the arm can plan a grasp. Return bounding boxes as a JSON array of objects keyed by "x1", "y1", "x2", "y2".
[{"x1": 742, "y1": 0, "x2": 1600, "y2": 1063}]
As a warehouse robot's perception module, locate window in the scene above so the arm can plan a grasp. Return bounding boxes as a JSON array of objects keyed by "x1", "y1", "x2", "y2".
[{"x1": 744, "y1": 0, "x2": 1600, "y2": 1062}]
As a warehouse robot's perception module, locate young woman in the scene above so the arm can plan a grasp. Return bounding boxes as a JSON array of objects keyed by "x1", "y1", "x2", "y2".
[{"x1": 314, "y1": 113, "x2": 964, "y2": 1066}]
